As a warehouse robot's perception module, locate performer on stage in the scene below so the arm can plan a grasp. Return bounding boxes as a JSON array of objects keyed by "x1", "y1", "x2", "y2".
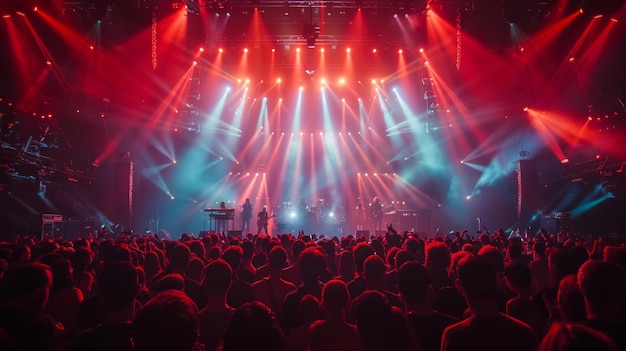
[
  {"x1": 257, "y1": 207, "x2": 271, "y2": 235},
  {"x1": 241, "y1": 198, "x2": 253, "y2": 233},
  {"x1": 371, "y1": 197, "x2": 384, "y2": 232},
  {"x1": 216, "y1": 201, "x2": 227, "y2": 234}
]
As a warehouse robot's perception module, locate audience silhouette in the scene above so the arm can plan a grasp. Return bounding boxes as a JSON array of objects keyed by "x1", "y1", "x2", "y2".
[{"x1": 1, "y1": 226, "x2": 625, "y2": 351}]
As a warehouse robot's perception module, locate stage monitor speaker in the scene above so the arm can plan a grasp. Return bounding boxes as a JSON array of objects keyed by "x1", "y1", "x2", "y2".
[{"x1": 356, "y1": 230, "x2": 369, "y2": 239}]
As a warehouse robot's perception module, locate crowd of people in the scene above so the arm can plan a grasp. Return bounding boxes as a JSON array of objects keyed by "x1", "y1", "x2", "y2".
[{"x1": 0, "y1": 225, "x2": 625, "y2": 351}]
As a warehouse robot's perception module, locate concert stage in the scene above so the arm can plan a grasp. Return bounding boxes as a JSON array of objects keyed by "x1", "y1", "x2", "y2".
[{"x1": 0, "y1": 1, "x2": 624, "y2": 239}]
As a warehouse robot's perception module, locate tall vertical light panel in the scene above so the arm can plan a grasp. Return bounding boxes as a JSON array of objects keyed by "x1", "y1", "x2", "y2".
[{"x1": 114, "y1": 161, "x2": 134, "y2": 230}]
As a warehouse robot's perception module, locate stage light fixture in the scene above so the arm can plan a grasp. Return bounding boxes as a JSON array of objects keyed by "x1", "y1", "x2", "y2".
[{"x1": 303, "y1": 22, "x2": 320, "y2": 48}]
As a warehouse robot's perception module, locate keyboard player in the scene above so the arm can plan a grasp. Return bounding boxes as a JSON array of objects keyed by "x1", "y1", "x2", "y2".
[
  {"x1": 204, "y1": 206, "x2": 235, "y2": 234},
  {"x1": 216, "y1": 201, "x2": 227, "y2": 234}
]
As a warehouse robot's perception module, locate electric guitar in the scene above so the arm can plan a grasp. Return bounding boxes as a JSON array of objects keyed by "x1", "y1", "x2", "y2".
[{"x1": 257, "y1": 214, "x2": 276, "y2": 228}]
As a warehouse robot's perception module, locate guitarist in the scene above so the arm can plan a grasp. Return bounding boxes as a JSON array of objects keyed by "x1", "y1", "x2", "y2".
[{"x1": 257, "y1": 207, "x2": 274, "y2": 235}]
